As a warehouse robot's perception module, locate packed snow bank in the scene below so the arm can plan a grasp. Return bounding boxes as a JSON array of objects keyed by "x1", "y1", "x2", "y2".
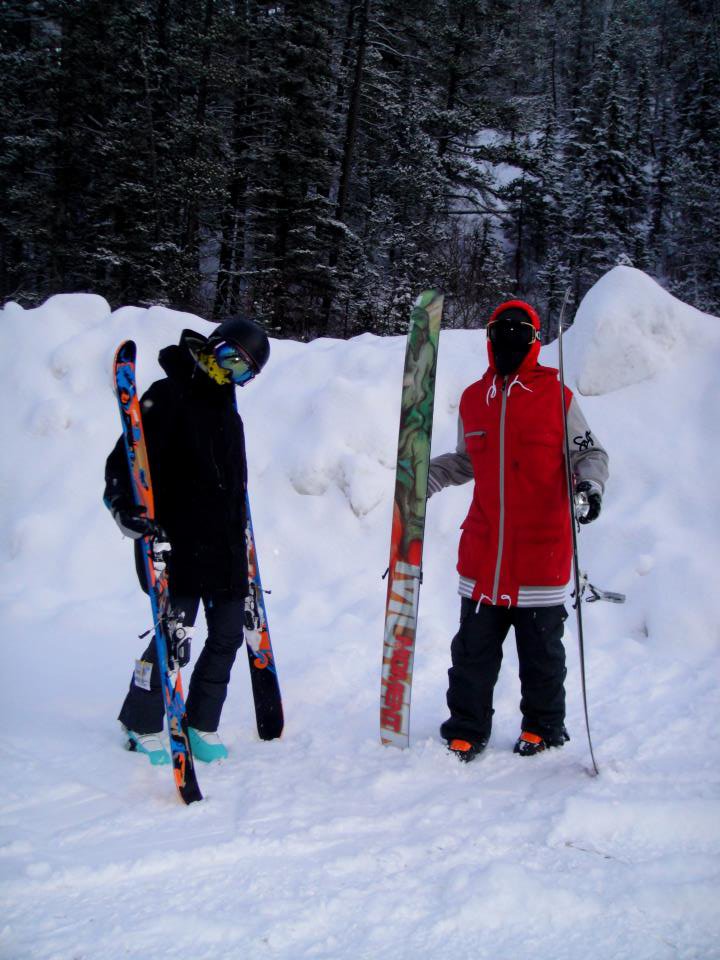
[
  {"x1": 1, "y1": 271, "x2": 719, "y2": 960},
  {"x1": 563, "y1": 265, "x2": 720, "y2": 395}
]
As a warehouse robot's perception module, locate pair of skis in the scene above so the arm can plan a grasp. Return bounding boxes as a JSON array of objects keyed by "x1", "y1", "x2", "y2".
[
  {"x1": 380, "y1": 290, "x2": 622, "y2": 772},
  {"x1": 112, "y1": 341, "x2": 282, "y2": 805}
]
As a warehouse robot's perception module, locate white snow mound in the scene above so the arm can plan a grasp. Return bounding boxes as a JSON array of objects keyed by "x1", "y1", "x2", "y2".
[
  {"x1": 563, "y1": 265, "x2": 720, "y2": 395},
  {"x1": 1, "y1": 270, "x2": 719, "y2": 960}
]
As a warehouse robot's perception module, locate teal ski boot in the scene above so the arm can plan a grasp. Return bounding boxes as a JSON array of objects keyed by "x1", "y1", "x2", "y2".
[
  {"x1": 125, "y1": 728, "x2": 170, "y2": 766},
  {"x1": 189, "y1": 728, "x2": 228, "y2": 763}
]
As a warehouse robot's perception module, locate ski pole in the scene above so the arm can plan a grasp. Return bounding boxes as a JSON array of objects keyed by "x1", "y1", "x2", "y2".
[{"x1": 558, "y1": 290, "x2": 600, "y2": 777}]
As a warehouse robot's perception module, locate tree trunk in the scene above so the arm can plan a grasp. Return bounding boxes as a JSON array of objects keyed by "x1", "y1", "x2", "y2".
[
  {"x1": 180, "y1": 0, "x2": 215, "y2": 305},
  {"x1": 322, "y1": 0, "x2": 371, "y2": 330}
]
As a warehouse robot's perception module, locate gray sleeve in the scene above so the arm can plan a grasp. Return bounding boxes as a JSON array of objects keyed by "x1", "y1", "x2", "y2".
[
  {"x1": 567, "y1": 397, "x2": 609, "y2": 494},
  {"x1": 428, "y1": 414, "x2": 474, "y2": 497}
]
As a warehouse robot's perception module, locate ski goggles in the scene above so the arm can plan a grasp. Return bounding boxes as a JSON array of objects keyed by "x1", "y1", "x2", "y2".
[
  {"x1": 212, "y1": 340, "x2": 257, "y2": 385},
  {"x1": 487, "y1": 316, "x2": 539, "y2": 348}
]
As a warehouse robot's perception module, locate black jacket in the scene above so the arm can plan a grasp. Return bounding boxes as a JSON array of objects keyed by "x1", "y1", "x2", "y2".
[{"x1": 105, "y1": 331, "x2": 249, "y2": 598}]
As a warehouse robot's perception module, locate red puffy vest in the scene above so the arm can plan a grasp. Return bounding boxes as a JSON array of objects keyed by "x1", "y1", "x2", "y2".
[{"x1": 458, "y1": 303, "x2": 572, "y2": 606}]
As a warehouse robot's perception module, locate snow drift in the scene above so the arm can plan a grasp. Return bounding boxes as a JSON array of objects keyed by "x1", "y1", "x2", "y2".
[
  {"x1": 563, "y1": 265, "x2": 720, "y2": 395},
  {"x1": 1, "y1": 269, "x2": 719, "y2": 960}
]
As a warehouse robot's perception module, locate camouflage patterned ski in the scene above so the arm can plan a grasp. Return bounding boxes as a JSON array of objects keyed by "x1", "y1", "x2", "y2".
[{"x1": 381, "y1": 290, "x2": 443, "y2": 747}]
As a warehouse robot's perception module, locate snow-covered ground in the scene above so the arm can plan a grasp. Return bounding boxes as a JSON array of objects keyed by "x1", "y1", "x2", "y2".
[{"x1": 1, "y1": 266, "x2": 719, "y2": 959}]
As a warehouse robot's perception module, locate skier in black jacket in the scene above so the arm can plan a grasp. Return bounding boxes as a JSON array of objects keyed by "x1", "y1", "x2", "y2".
[{"x1": 104, "y1": 317, "x2": 269, "y2": 765}]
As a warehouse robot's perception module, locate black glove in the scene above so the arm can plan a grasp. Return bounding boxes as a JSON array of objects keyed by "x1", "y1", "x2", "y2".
[
  {"x1": 575, "y1": 481, "x2": 602, "y2": 525},
  {"x1": 110, "y1": 500, "x2": 165, "y2": 540}
]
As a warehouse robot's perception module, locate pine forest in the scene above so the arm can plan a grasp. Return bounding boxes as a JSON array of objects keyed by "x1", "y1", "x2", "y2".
[{"x1": 1, "y1": 0, "x2": 718, "y2": 339}]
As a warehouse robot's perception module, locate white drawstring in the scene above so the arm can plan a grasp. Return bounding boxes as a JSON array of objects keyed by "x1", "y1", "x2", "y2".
[
  {"x1": 475, "y1": 593, "x2": 512, "y2": 612},
  {"x1": 475, "y1": 594, "x2": 492, "y2": 613},
  {"x1": 507, "y1": 375, "x2": 532, "y2": 396},
  {"x1": 485, "y1": 375, "x2": 498, "y2": 405}
]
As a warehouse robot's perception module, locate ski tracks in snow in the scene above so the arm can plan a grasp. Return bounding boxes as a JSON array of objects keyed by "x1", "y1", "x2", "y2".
[{"x1": 2, "y1": 718, "x2": 719, "y2": 960}]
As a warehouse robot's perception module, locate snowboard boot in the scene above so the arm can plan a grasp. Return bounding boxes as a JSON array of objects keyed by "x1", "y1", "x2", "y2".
[
  {"x1": 513, "y1": 727, "x2": 570, "y2": 757},
  {"x1": 447, "y1": 738, "x2": 488, "y2": 763},
  {"x1": 189, "y1": 727, "x2": 228, "y2": 763},
  {"x1": 125, "y1": 728, "x2": 170, "y2": 766}
]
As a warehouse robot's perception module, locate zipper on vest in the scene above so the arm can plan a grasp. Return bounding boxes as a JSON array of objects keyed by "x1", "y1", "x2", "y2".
[{"x1": 492, "y1": 377, "x2": 509, "y2": 603}]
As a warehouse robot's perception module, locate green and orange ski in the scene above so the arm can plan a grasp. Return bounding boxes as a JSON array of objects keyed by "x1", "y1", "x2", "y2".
[{"x1": 380, "y1": 290, "x2": 443, "y2": 748}]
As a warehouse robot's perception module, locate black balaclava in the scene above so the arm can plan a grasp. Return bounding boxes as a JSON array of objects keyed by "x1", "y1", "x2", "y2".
[{"x1": 488, "y1": 307, "x2": 536, "y2": 375}]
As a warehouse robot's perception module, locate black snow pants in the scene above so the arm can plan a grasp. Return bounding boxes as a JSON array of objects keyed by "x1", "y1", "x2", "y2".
[
  {"x1": 118, "y1": 593, "x2": 245, "y2": 734},
  {"x1": 439, "y1": 598, "x2": 568, "y2": 745}
]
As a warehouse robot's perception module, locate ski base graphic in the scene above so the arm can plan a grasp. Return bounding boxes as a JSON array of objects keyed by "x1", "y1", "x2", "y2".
[
  {"x1": 243, "y1": 491, "x2": 284, "y2": 741},
  {"x1": 380, "y1": 290, "x2": 443, "y2": 748},
  {"x1": 113, "y1": 340, "x2": 202, "y2": 804}
]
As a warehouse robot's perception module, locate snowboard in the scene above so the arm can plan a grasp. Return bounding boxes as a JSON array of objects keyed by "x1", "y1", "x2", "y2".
[
  {"x1": 243, "y1": 490, "x2": 284, "y2": 740},
  {"x1": 380, "y1": 290, "x2": 444, "y2": 748},
  {"x1": 113, "y1": 340, "x2": 203, "y2": 804}
]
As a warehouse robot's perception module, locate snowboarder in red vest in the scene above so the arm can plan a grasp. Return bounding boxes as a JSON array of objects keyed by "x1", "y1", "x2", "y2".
[{"x1": 428, "y1": 300, "x2": 608, "y2": 761}]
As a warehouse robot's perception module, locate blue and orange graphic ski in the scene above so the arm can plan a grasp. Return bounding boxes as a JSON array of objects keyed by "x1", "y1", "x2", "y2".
[
  {"x1": 113, "y1": 340, "x2": 202, "y2": 804},
  {"x1": 243, "y1": 491, "x2": 284, "y2": 740}
]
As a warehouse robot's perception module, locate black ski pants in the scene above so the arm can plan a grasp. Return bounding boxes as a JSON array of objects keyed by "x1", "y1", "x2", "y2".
[
  {"x1": 118, "y1": 593, "x2": 245, "y2": 735},
  {"x1": 439, "y1": 598, "x2": 568, "y2": 745}
]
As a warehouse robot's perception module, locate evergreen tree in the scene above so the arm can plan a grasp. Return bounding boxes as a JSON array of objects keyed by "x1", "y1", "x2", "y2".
[
  {"x1": 3, "y1": 1, "x2": 719, "y2": 330},
  {"x1": 663, "y1": 8, "x2": 720, "y2": 312},
  {"x1": 244, "y1": 0, "x2": 336, "y2": 338},
  {"x1": 0, "y1": 2, "x2": 58, "y2": 300},
  {"x1": 443, "y1": 218, "x2": 512, "y2": 328},
  {"x1": 564, "y1": 16, "x2": 649, "y2": 298}
]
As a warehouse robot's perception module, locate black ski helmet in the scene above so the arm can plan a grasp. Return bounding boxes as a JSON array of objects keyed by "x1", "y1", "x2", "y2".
[{"x1": 209, "y1": 315, "x2": 270, "y2": 374}]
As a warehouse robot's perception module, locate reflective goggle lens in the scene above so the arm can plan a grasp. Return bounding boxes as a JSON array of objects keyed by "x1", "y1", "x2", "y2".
[
  {"x1": 488, "y1": 318, "x2": 536, "y2": 347},
  {"x1": 213, "y1": 341, "x2": 256, "y2": 384}
]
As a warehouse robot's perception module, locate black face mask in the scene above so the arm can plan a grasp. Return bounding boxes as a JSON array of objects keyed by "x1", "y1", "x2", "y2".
[{"x1": 488, "y1": 314, "x2": 536, "y2": 375}]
